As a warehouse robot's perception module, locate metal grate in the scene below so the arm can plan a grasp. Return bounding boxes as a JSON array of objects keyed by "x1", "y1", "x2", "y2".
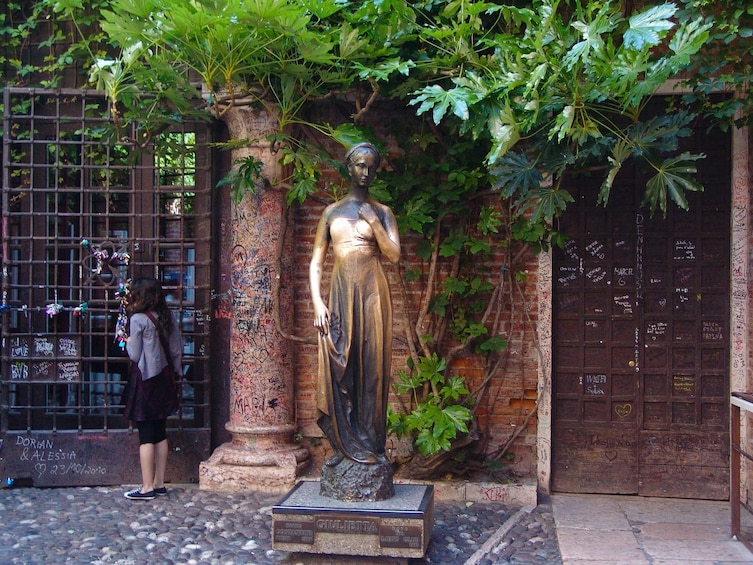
[{"x1": 1, "y1": 88, "x2": 213, "y2": 434}]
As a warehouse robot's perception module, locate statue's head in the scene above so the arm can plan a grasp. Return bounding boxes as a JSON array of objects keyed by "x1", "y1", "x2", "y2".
[{"x1": 345, "y1": 142, "x2": 381, "y2": 169}]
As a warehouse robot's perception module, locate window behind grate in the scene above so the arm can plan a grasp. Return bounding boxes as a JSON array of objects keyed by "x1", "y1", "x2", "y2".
[{"x1": 1, "y1": 88, "x2": 213, "y2": 434}]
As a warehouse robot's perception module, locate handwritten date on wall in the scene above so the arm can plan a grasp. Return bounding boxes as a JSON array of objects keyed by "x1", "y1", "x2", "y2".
[{"x1": 13, "y1": 436, "x2": 107, "y2": 479}]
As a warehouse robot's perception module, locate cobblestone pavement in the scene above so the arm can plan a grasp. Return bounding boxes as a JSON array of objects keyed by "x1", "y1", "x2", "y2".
[{"x1": 0, "y1": 485, "x2": 561, "y2": 564}]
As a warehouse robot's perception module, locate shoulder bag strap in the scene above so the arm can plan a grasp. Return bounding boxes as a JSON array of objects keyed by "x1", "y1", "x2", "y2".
[{"x1": 144, "y1": 311, "x2": 175, "y2": 372}]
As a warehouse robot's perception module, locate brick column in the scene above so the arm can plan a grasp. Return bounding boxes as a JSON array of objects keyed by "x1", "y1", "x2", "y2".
[{"x1": 199, "y1": 104, "x2": 309, "y2": 492}]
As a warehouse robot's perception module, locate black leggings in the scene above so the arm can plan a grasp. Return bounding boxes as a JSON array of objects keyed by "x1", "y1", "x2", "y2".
[{"x1": 136, "y1": 419, "x2": 167, "y2": 445}]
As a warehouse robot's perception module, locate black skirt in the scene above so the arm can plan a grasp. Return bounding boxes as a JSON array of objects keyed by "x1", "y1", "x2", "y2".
[{"x1": 123, "y1": 361, "x2": 180, "y2": 422}]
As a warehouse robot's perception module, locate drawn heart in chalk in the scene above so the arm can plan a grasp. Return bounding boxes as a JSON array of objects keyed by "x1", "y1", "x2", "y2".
[
  {"x1": 614, "y1": 403, "x2": 633, "y2": 419},
  {"x1": 605, "y1": 450, "x2": 618, "y2": 462},
  {"x1": 34, "y1": 463, "x2": 46, "y2": 476}
]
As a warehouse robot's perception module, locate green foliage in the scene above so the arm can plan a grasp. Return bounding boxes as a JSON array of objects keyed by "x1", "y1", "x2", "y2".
[
  {"x1": 216, "y1": 154, "x2": 264, "y2": 205},
  {"x1": 388, "y1": 353, "x2": 474, "y2": 456},
  {"x1": 376, "y1": 128, "x2": 511, "y2": 464},
  {"x1": 56, "y1": 0, "x2": 420, "y2": 202},
  {"x1": 4, "y1": 1, "x2": 750, "y2": 219},
  {"x1": 1, "y1": 0, "x2": 112, "y2": 91},
  {"x1": 643, "y1": 152, "x2": 704, "y2": 216},
  {"x1": 406, "y1": 0, "x2": 713, "y2": 220},
  {"x1": 678, "y1": 0, "x2": 753, "y2": 129},
  {"x1": 376, "y1": 130, "x2": 510, "y2": 345},
  {"x1": 7, "y1": 0, "x2": 742, "y2": 222}
]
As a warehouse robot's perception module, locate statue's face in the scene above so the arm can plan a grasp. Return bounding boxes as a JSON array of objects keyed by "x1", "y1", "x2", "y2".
[{"x1": 348, "y1": 150, "x2": 378, "y2": 188}]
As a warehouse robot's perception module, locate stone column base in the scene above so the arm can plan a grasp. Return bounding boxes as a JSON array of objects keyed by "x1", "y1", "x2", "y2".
[{"x1": 199, "y1": 442, "x2": 310, "y2": 493}]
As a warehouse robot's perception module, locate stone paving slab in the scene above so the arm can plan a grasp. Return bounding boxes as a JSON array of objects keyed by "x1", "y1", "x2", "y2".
[
  {"x1": 555, "y1": 527, "x2": 648, "y2": 564},
  {"x1": 618, "y1": 497, "x2": 732, "y2": 526},
  {"x1": 651, "y1": 561, "x2": 753, "y2": 565},
  {"x1": 639, "y1": 539, "x2": 753, "y2": 563},
  {"x1": 552, "y1": 495, "x2": 633, "y2": 531},
  {"x1": 637, "y1": 522, "x2": 732, "y2": 541},
  {"x1": 552, "y1": 494, "x2": 753, "y2": 565}
]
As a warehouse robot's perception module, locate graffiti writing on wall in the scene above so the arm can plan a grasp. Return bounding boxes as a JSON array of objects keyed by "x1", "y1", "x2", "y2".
[{"x1": 12, "y1": 436, "x2": 107, "y2": 479}]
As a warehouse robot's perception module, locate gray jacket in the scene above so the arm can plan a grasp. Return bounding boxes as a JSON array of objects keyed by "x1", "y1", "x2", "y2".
[{"x1": 126, "y1": 312, "x2": 183, "y2": 380}]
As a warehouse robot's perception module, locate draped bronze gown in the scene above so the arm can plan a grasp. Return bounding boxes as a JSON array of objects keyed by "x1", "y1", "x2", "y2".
[{"x1": 316, "y1": 214, "x2": 392, "y2": 464}]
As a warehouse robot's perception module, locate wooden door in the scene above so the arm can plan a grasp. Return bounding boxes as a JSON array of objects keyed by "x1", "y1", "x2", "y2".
[{"x1": 551, "y1": 115, "x2": 731, "y2": 499}]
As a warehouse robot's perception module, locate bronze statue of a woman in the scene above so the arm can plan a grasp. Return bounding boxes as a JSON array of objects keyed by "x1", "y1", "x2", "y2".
[{"x1": 309, "y1": 142, "x2": 400, "y2": 500}]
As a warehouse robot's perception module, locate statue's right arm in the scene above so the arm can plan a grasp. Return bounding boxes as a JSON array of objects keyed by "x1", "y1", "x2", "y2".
[{"x1": 310, "y1": 212, "x2": 331, "y2": 334}]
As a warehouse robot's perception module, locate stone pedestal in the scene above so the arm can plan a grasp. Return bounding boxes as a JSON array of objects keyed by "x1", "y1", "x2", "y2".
[
  {"x1": 272, "y1": 481, "x2": 434, "y2": 559},
  {"x1": 199, "y1": 105, "x2": 309, "y2": 492}
]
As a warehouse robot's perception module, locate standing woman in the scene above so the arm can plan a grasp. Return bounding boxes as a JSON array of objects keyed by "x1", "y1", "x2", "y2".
[
  {"x1": 123, "y1": 277, "x2": 183, "y2": 500},
  {"x1": 310, "y1": 142, "x2": 401, "y2": 467}
]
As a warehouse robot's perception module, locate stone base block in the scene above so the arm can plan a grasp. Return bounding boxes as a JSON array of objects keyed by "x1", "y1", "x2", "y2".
[
  {"x1": 272, "y1": 480, "x2": 434, "y2": 559},
  {"x1": 199, "y1": 443, "x2": 309, "y2": 494}
]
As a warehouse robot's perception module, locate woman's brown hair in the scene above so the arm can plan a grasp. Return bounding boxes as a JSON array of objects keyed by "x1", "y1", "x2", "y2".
[{"x1": 127, "y1": 277, "x2": 176, "y2": 337}]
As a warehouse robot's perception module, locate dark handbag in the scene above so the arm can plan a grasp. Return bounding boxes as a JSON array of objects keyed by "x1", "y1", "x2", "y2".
[{"x1": 145, "y1": 312, "x2": 181, "y2": 413}]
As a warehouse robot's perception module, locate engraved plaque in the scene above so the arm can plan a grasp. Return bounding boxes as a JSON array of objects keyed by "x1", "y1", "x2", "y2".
[
  {"x1": 314, "y1": 514, "x2": 379, "y2": 535},
  {"x1": 379, "y1": 524, "x2": 423, "y2": 549},
  {"x1": 273, "y1": 519, "x2": 315, "y2": 544}
]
